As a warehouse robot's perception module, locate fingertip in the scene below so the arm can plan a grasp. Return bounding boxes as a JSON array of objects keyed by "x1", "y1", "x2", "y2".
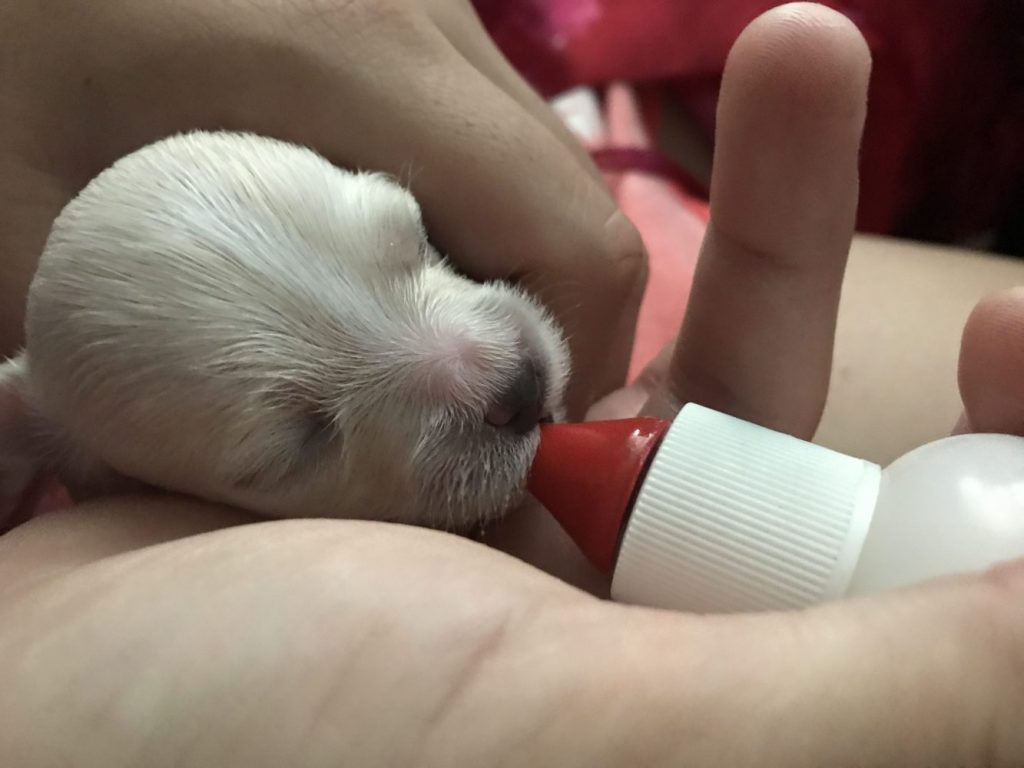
[
  {"x1": 729, "y1": 2, "x2": 873, "y2": 104},
  {"x1": 712, "y1": 2, "x2": 872, "y2": 262},
  {"x1": 958, "y1": 287, "x2": 1024, "y2": 435},
  {"x1": 717, "y1": 2, "x2": 872, "y2": 183},
  {"x1": 959, "y1": 287, "x2": 1024, "y2": 382},
  {"x1": 963, "y1": 285, "x2": 1024, "y2": 324}
]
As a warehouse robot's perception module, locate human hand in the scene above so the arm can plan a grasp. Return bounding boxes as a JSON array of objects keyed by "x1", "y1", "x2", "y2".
[
  {"x1": 2, "y1": 493, "x2": 1022, "y2": 767},
  {"x1": 488, "y1": 0, "x2": 870, "y2": 584},
  {"x1": 0, "y1": 0, "x2": 644, "y2": 418},
  {"x1": 3, "y1": 4, "x2": 1024, "y2": 767}
]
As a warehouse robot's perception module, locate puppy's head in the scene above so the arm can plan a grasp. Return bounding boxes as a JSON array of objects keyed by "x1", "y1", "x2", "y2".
[{"x1": 13, "y1": 132, "x2": 569, "y2": 529}]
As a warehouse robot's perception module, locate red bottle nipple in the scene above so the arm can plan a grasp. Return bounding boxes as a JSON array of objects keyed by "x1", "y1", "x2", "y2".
[{"x1": 527, "y1": 418, "x2": 671, "y2": 572}]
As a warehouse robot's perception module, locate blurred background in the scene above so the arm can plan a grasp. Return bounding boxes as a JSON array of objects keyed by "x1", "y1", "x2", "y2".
[{"x1": 473, "y1": 0, "x2": 1023, "y2": 257}]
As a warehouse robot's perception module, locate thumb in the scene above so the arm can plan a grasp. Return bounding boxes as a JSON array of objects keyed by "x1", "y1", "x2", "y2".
[{"x1": 957, "y1": 287, "x2": 1024, "y2": 436}]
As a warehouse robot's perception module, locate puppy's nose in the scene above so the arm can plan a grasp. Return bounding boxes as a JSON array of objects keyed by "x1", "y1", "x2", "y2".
[{"x1": 485, "y1": 359, "x2": 547, "y2": 435}]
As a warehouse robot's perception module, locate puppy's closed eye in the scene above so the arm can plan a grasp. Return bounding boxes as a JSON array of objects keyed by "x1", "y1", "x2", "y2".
[{"x1": 228, "y1": 407, "x2": 340, "y2": 491}]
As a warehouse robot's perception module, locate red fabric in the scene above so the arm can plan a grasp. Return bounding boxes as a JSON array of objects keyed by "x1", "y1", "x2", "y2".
[
  {"x1": 474, "y1": 0, "x2": 1024, "y2": 244},
  {"x1": 590, "y1": 83, "x2": 707, "y2": 380}
]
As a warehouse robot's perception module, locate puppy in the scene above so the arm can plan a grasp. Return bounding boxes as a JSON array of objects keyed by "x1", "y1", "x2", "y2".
[{"x1": 0, "y1": 132, "x2": 569, "y2": 531}]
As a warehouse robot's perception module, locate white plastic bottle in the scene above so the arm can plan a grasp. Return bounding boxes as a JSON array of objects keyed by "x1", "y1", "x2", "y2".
[{"x1": 528, "y1": 403, "x2": 1024, "y2": 613}]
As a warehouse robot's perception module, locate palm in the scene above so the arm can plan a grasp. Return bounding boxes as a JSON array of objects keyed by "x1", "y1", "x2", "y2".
[{"x1": 0, "y1": 502, "x2": 591, "y2": 765}]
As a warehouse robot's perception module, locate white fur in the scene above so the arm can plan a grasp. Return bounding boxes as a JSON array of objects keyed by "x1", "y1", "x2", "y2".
[{"x1": 1, "y1": 131, "x2": 569, "y2": 530}]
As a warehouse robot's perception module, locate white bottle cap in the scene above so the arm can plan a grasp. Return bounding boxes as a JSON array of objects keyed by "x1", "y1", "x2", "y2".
[{"x1": 610, "y1": 404, "x2": 882, "y2": 613}]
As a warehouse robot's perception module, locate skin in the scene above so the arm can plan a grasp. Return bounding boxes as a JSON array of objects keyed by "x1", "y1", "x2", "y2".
[{"x1": 1, "y1": 2, "x2": 1023, "y2": 766}]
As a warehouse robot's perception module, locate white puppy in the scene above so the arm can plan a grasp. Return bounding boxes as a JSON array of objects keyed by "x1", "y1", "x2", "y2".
[{"x1": 0, "y1": 132, "x2": 569, "y2": 530}]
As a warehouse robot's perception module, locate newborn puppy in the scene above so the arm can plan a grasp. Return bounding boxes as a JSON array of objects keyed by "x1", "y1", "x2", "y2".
[{"x1": 0, "y1": 132, "x2": 569, "y2": 530}]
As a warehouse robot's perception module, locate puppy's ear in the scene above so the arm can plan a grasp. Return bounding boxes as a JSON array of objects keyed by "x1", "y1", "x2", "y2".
[{"x1": 0, "y1": 355, "x2": 47, "y2": 528}]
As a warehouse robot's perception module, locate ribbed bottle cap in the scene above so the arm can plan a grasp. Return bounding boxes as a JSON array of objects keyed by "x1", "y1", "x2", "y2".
[{"x1": 611, "y1": 404, "x2": 881, "y2": 613}]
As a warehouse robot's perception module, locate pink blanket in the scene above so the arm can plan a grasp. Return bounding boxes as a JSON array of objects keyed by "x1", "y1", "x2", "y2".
[{"x1": 553, "y1": 83, "x2": 708, "y2": 381}]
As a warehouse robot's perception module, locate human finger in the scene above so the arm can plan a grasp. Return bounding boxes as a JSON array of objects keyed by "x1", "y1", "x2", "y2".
[
  {"x1": 958, "y1": 287, "x2": 1024, "y2": 435},
  {"x1": 2, "y1": 500, "x2": 1022, "y2": 766},
  {"x1": 422, "y1": 0, "x2": 608, "y2": 184},
  {"x1": 650, "y1": 3, "x2": 871, "y2": 438}
]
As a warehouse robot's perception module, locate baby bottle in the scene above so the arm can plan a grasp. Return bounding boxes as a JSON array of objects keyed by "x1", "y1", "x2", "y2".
[{"x1": 528, "y1": 403, "x2": 1024, "y2": 612}]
